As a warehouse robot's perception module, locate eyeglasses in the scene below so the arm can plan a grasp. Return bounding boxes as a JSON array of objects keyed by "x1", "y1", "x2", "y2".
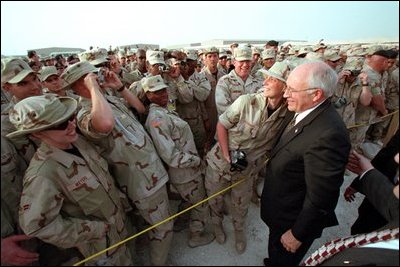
[
  {"x1": 50, "y1": 114, "x2": 76, "y2": 131},
  {"x1": 285, "y1": 87, "x2": 319, "y2": 94}
]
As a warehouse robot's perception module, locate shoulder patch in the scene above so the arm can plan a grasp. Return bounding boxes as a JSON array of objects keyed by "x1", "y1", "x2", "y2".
[{"x1": 151, "y1": 117, "x2": 162, "y2": 128}]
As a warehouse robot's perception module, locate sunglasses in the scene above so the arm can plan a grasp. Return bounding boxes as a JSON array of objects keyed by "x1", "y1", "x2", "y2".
[{"x1": 50, "y1": 113, "x2": 76, "y2": 131}]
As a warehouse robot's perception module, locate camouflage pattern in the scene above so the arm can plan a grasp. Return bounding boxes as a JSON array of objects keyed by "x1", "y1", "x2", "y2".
[
  {"x1": 201, "y1": 66, "x2": 226, "y2": 146},
  {"x1": 352, "y1": 64, "x2": 389, "y2": 150},
  {"x1": 215, "y1": 70, "x2": 261, "y2": 116},
  {"x1": 386, "y1": 67, "x2": 399, "y2": 111},
  {"x1": 76, "y1": 95, "x2": 173, "y2": 264},
  {"x1": 19, "y1": 137, "x2": 132, "y2": 266},
  {"x1": 205, "y1": 93, "x2": 288, "y2": 230},
  {"x1": 145, "y1": 103, "x2": 210, "y2": 234},
  {"x1": 333, "y1": 79, "x2": 363, "y2": 127},
  {"x1": 1, "y1": 87, "x2": 12, "y2": 112},
  {"x1": 1, "y1": 135, "x2": 26, "y2": 238},
  {"x1": 163, "y1": 74, "x2": 194, "y2": 112},
  {"x1": 175, "y1": 71, "x2": 211, "y2": 157},
  {"x1": 1, "y1": 97, "x2": 37, "y2": 164}
]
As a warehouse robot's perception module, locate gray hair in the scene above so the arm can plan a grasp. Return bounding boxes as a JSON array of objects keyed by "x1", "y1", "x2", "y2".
[{"x1": 302, "y1": 61, "x2": 338, "y2": 98}]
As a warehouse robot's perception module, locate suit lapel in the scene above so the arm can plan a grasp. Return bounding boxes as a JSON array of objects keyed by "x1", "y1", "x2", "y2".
[{"x1": 270, "y1": 100, "x2": 331, "y2": 159}]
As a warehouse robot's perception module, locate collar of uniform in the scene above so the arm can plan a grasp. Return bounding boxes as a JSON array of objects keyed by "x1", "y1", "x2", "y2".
[{"x1": 38, "y1": 141, "x2": 86, "y2": 168}]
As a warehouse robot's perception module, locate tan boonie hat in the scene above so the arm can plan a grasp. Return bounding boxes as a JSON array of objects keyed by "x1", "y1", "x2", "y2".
[
  {"x1": 233, "y1": 46, "x2": 252, "y2": 61},
  {"x1": 39, "y1": 66, "x2": 58, "y2": 82},
  {"x1": 142, "y1": 75, "x2": 168, "y2": 93},
  {"x1": 262, "y1": 49, "x2": 276, "y2": 60},
  {"x1": 312, "y1": 43, "x2": 327, "y2": 52},
  {"x1": 252, "y1": 47, "x2": 262, "y2": 55},
  {"x1": 1, "y1": 57, "x2": 35, "y2": 84},
  {"x1": 146, "y1": 50, "x2": 165, "y2": 65},
  {"x1": 258, "y1": 62, "x2": 290, "y2": 83},
  {"x1": 60, "y1": 61, "x2": 97, "y2": 89},
  {"x1": 297, "y1": 46, "x2": 312, "y2": 57},
  {"x1": 6, "y1": 94, "x2": 77, "y2": 138}
]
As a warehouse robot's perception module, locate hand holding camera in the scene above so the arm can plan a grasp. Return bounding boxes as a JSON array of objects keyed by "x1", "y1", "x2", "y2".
[{"x1": 230, "y1": 150, "x2": 248, "y2": 172}]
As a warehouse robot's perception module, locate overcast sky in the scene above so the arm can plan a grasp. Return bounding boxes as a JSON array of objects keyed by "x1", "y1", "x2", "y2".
[{"x1": 1, "y1": 1, "x2": 399, "y2": 55}]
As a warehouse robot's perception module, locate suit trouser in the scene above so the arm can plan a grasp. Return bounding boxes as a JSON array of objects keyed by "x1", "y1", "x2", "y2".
[{"x1": 267, "y1": 226, "x2": 316, "y2": 266}]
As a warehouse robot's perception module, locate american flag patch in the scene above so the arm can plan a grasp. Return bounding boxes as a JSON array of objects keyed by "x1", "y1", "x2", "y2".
[{"x1": 151, "y1": 117, "x2": 162, "y2": 127}]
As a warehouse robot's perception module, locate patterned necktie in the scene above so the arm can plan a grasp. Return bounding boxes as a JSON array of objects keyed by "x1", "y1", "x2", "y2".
[
  {"x1": 282, "y1": 114, "x2": 298, "y2": 136},
  {"x1": 301, "y1": 227, "x2": 399, "y2": 266}
]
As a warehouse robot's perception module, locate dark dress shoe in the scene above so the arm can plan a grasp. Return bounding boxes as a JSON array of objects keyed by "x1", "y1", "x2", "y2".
[{"x1": 263, "y1": 257, "x2": 271, "y2": 266}]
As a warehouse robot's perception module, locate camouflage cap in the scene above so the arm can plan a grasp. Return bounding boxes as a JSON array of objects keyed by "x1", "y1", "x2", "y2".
[
  {"x1": 305, "y1": 52, "x2": 324, "y2": 61},
  {"x1": 39, "y1": 66, "x2": 58, "y2": 82},
  {"x1": 312, "y1": 43, "x2": 327, "y2": 52},
  {"x1": 297, "y1": 46, "x2": 312, "y2": 57},
  {"x1": 146, "y1": 50, "x2": 165, "y2": 65},
  {"x1": 142, "y1": 75, "x2": 168, "y2": 93},
  {"x1": 258, "y1": 61, "x2": 290, "y2": 83},
  {"x1": 219, "y1": 49, "x2": 228, "y2": 58},
  {"x1": 203, "y1": 47, "x2": 219, "y2": 56},
  {"x1": 118, "y1": 50, "x2": 126, "y2": 58},
  {"x1": 78, "y1": 49, "x2": 109, "y2": 66},
  {"x1": 342, "y1": 57, "x2": 364, "y2": 71},
  {"x1": 252, "y1": 47, "x2": 262, "y2": 55},
  {"x1": 60, "y1": 61, "x2": 97, "y2": 89},
  {"x1": 262, "y1": 48, "x2": 276, "y2": 60},
  {"x1": 233, "y1": 46, "x2": 252, "y2": 61},
  {"x1": 185, "y1": 50, "x2": 197, "y2": 61},
  {"x1": 324, "y1": 50, "x2": 342, "y2": 62},
  {"x1": 347, "y1": 47, "x2": 367, "y2": 57},
  {"x1": 165, "y1": 58, "x2": 181, "y2": 66},
  {"x1": 6, "y1": 94, "x2": 77, "y2": 138},
  {"x1": 1, "y1": 57, "x2": 35, "y2": 84}
]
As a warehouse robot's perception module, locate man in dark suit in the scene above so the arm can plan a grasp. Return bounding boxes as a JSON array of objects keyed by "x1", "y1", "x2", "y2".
[
  {"x1": 303, "y1": 150, "x2": 399, "y2": 266},
  {"x1": 260, "y1": 61, "x2": 351, "y2": 266},
  {"x1": 344, "y1": 130, "x2": 399, "y2": 235}
]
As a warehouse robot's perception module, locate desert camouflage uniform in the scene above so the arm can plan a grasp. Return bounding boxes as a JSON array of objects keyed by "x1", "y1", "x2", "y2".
[
  {"x1": 205, "y1": 93, "x2": 288, "y2": 232},
  {"x1": 175, "y1": 71, "x2": 211, "y2": 158},
  {"x1": 215, "y1": 70, "x2": 261, "y2": 116},
  {"x1": 18, "y1": 137, "x2": 133, "y2": 266},
  {"x1": 163, "y1": 74, "x2": 194, "y2": 112},
  {"x1": 77, "y1": 95, "x2": 173, "y2": 265},
  {"x1": 353, "y1": 64, "x2": 388, "y2": 151},
  {"x1": 201, "y1": 66, "x2": 226, "y2": 147},
  {"x1": 145, "y1": 103, "x2": 210, "y2": 235}
]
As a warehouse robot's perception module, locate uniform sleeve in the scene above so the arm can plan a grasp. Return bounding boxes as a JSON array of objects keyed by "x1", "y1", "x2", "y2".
[
  {"x1": 215, "y1": 77, "x2": 232, "y2": 116},
  {"x1": 218, "y1": 95, "x2": 245, "y2": 129},
  {"x1": 19, "y1": 175, "x2": 106, "y2": 248},
  {"x1": 191, "y1": 73, "x2": 211, "y2": 102},
  {"x1": 146, "y1": 111, "x2": 200, "y2": 168},
  {"x1": 174, "y1": 75, "x2": 194, "y2": 104}
]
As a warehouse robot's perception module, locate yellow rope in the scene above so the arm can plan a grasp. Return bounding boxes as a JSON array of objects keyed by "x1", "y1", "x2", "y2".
[
  {"x1": 73, "y1": 178, "x2": 246, "y2": 266},
  {"x1": 346, "y1": 109, "x2": 398, "y2": 130}
]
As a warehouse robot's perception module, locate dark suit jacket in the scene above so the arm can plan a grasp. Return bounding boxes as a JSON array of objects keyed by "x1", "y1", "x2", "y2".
[
  {"x1": 321, "y1": 169, "x2": 399, "y2": 266},
  {"x1": 261, "y1": 99, "x2": 351, "y2": 241}
]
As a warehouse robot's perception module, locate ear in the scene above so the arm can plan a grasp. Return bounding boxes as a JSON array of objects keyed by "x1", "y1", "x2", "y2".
[
  {"x1": 312, "y1": 88, "x2": 324, "y2": 102},
  {"x1": 2, "y1": 83, "x2": 12, "y2": 92}
]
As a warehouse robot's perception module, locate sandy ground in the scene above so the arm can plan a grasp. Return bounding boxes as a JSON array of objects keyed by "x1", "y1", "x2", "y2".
[{"x1": 130, "y1": 171, "x2": 364, "y2": 266}]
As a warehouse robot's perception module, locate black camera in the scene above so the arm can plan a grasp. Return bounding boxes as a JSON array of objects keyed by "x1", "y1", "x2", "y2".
[
  {"x1": 97, "y1": 69, "x2": 105, "y2": 85},
  {"x1": 350, "y1": 70, "x2": 361, "y2": 77},
  {"x1": 334, "y1": 96, "x2": 347, "y2": 109},
  {"x1": 230, "y1": 150, "x2": 248, "y2": 172},
  {"x1": 158, "y1": 64, "x2": 170, "y2": 73}
]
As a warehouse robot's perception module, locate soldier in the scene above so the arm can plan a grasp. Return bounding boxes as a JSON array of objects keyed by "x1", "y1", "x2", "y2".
[
  {"x1": 1, "y1": 135, "x2": 39, "y2": 266},
  {"x1": 324, "y1": 50, "x2": 343, "y2": 72},
  {"x1": 39, "y1": 66, "x2": 73, "y2": 97},
  {"x1": 250, "y1": 47, "x2": 263, "y2": 77},
  {"x1": 215, "y1": 45, "x2": 261, "y2": 116},
  {"x1": 6, "y1": 94, "x2": 133, "y2": 265},
  {"x1": 201, "y1": 47, "x2": 227, "y2": 151},
  {"x1": 261, "y1": 48, "x2": 276, "y2": 71},
  {"x1": 61, "y1": 61, "x2": 173, "y2": 266},
  {"x1": 353, "y1": 46, "x2": 391, "y2": 154},
  {"x1": 177, "y1": 50, "x2": 212, "y2": 158},
  {"x1": 143, "y1": 75, "x2": 215, "y2": 248},
  {"x1": 205, "y1": 62, "x2": 290, "y2": 254}
]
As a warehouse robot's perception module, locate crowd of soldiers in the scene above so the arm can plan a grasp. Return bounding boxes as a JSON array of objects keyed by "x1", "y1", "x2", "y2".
[{"x1": 1, "y1": 39, "x2": 399, "y2": 266}]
